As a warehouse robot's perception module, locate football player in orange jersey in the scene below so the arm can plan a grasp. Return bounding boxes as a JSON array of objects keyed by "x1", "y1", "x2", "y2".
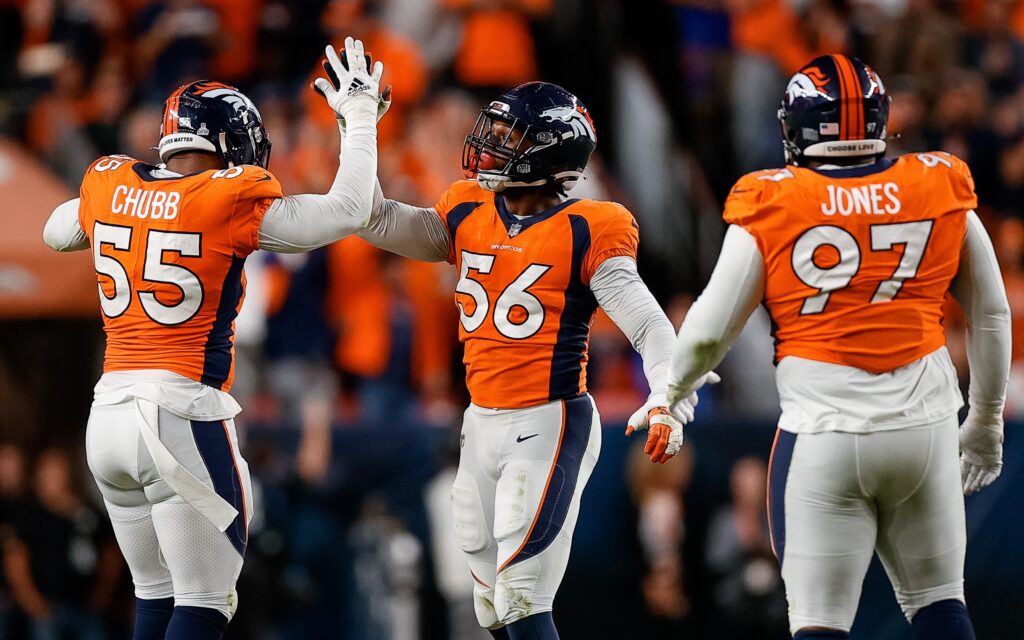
[
  {"x1": 667, "y1": 55, "x2": 1011, "y2": 640},
  {"x1": 42, "y1": 38, "x2": 387, "y2": 640},
  {"x1": 354, "y1": 82, "x2": 712, "y2": 639}
]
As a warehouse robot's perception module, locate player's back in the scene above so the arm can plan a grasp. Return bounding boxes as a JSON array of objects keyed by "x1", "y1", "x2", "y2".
[
  {"x1": 79, "y1": 155, "x2": 282, "y2": 391},
  {"x1": 724, "y1": 152, "x2": 977, "y2": 374},
  {"x1": 434, "y1": 180, "x2": 639, "y2": 409}
]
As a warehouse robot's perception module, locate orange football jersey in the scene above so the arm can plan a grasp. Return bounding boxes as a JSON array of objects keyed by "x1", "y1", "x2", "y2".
[
  {"x1": 724, "y1": 152, "x2": 977, "y2": 374},
  {"x1": 78, "y1": 155, "x2": 283, "y2": 391},
  {"x1": 435, "y1": 180, "x2": 639, "y2": 409}
]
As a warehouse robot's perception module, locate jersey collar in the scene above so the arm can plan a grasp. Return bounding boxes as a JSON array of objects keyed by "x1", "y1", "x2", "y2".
[
  {"x1": 494, "y1": 195, "x2": 579, "y2": 238},
  {"x1": 809, "y1": 157, "x2": 895, "y2": 178}
]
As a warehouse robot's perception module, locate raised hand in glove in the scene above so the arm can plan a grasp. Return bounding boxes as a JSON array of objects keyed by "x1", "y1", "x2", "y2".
[{"x1": 312, "y1": 36, "x2": 391, "y2": 128}]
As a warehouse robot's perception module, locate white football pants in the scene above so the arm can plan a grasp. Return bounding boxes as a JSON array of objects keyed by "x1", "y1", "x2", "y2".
[
  {"x1": 768, "y1": 416, "x2": 967, "y2": 634},
  {"x1": 85, "y1": 401, "x2": 253, "y2": 618},
  {"x1": 451, "y1": 394, "x2": 601, "y2": 629}
]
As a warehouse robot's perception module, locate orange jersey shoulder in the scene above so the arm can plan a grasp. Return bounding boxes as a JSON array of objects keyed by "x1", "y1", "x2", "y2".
[
  {"x1": 723, "y1": 154, "x2": 974, "y2": 373},
  {"x1": 79, "y1": 157, "x2": 284, "y2": 390}
]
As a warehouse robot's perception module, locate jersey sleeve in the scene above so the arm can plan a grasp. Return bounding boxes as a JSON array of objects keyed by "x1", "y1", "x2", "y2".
[
  {"x1": 78, "y1": 155, "x2": 138, "y2": 234},
  {"x1": 229, "y1": 166, "x2": 284, "y2": 256},
  {"x1": 722, "y1": 172, "x2": 772, "y2": 227},
  {"x1": 946, "y1": 153, "x2": 979, "y2": 212},
  {"x1": 433, "y1": 180, "x2": 487, "y2": 263},
  {"x1": 581, "y1": 202, "x2": 639, "y2": 284}
]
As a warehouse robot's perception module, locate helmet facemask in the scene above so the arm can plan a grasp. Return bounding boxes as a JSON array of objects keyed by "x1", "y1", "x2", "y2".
[{"x1": 462, "y1": 104, "x2": 561, "y2": 192}]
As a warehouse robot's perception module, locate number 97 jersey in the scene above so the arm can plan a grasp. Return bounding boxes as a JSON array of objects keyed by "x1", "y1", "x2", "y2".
[
  {"x1": 79, "y1": 155, "x2": 283, "y2": 391},
  {"x1": 724, "y1": 153, "x2": 977, "y2": 374}
]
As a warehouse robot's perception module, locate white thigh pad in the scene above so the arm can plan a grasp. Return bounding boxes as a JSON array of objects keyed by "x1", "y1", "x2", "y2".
[
  {"x1": 493, "y1": 459, "x2": 535, "y2": 542},
  {"x1": 451, "y1": 470, "x2": 490, "y2": 554}
]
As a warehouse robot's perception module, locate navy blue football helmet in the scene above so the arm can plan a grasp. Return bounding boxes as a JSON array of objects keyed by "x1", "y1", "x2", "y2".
[
  {"x1": 462, "y1": 82, "x2": 597, "y2": 192},
  {"x1": 158, "y1": 80, "x2": 271, "y2": 168},
  {"x1": 778, "y1": 54, "x2": 890, "y2": 166}
]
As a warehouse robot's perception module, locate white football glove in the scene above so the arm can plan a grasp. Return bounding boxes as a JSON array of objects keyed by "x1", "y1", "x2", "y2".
[
  {"x1": 960, "y1": 414, "x2": 1003, "y2": 495},
  {"x1": 626, "y1": 393, "x2": 683, "y2": 464},
  {"x1": 312, "y1": 37, "x2": 390, "y2": 128},
  {"x1": 666, "y1": 371, "x2": 721, "y2": 424}
]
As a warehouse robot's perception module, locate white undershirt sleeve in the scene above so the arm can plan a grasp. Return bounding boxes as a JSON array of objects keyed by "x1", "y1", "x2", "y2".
[
  {"x1": 43, "y1": 198, "x2": 89, "y2": 252},
  {"x1": 951, "y1": 210, "x2": 1011, "y2": 423},
  {"x1": 590, "y1": 256, "x2": 676, "y2": 395},
  {"x1": 354, "y1": 179, "x2": 451, "y2": 262},
  {"x1": 668, "y1": 224, "x2": 765, "y2": 393},
  {"x1": 258, "y1": 116, "x2": 378, "y2": 253}
]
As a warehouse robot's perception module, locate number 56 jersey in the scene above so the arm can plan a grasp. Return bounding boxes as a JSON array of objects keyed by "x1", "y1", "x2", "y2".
[
  {"x1": 79, "y1": 155, "x2": 283, "y2": 391},
  {"x1": 723, "y1": 153, "x2": 976, "y2": 376},
  {"x1": 435, "y1": 180, "x2": 639, "y2": 410}
]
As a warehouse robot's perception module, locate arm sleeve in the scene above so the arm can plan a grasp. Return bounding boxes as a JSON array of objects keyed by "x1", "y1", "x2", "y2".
[
  {"x1": 668, "y1": 224, "x2": 765, "y2": 391},
  {"x1": 590, "y1": 256, "x2": 676, "y2": 395},
  {"x1": 355, "y1": 179, "x2": 451, "y2": 262},
  {"x1": 43, "y1": 198, "x2": 89, "y2": 252},
  {"x1": 951, "y1": 210, "x2": 1011, "y2": 422},
  {"x1": 258, "y1": 115, "x2": 378, "y2": 253}
]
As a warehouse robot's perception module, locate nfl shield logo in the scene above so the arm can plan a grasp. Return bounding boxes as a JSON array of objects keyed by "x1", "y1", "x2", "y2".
[{"x1": 509, "y1": 223, "x2": 522, "y2": 237}]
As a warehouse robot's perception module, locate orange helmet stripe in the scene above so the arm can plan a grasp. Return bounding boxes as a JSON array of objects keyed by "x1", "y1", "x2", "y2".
[
  {"x1": 163, "y1": 83, "x2": 191, "y2": 135},
  {"x1": 832, "y1": 55, "x2": 864, "y2": 140}
]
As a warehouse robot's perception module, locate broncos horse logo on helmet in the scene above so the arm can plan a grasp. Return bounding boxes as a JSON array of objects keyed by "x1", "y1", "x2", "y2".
[
  {"x1": 462, "y1": 81, "x2": 597, "y2": 193},
  {"x1": 778, "y1": 54, "x2": 890, "y2": 166},
  {"x1": 159, "y1": 80, "x2": 272, "y2": 169}
]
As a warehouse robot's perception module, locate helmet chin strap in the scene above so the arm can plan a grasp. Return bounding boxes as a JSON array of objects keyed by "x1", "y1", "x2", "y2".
[{"x1": 475, "y1": 170, "x2": 584, "y2": 193}]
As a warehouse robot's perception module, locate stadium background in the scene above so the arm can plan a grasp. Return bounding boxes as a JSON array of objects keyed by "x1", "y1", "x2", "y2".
[{"x1": 0, "y1": 0, "x2": 1023, "y2": 638}]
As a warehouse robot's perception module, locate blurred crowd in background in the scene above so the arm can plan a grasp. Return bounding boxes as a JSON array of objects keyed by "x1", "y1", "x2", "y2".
[{"x1": 1, "y1": 0, "x2": 1024, "y2": 638}]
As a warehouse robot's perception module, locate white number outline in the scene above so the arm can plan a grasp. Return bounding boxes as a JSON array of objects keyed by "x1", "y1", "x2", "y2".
[
  {"x1": 791, "y1": 221, "x2": 935, "y2": 315},
  {"x1": 456, "y1": 251, "x2": 495, "y2": 333},
  {"x1": 138, "y1": 230, "x2": 205, "y2": 326},
  {"x1": 94, "y1": 222, "x2": 133, "y2": 318},
  {"x1": 791, "y1": 225, "x2": 861, "y2": 315},
  {"x1": 869, "y1": 220, "x2": 934, "y2": 303},
  {"x1": 493, "y1": 263, "x2": 552, "y2": 339},
  {"x1": 456, "y1": 250, "x2": 552, "y2": 340},
  {"x1": 92, "y1": 222, "x2": 205, "y2": 325}
]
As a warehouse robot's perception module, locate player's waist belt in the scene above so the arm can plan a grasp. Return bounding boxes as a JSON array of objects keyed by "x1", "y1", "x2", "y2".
[{"x1": 94, "y1": 385, "x2": 239, "y2": 531}]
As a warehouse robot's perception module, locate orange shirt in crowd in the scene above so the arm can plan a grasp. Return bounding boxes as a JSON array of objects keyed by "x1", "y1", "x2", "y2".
[
  {"x1": 728, "y1": 0, "x2": 816, "y2": 75},
  {"x1": 326, "y1": 238, "x2": 453, "y2": 388},
  {"x1": 444, "y1": 0, "x2": 551, "y2": 89}
]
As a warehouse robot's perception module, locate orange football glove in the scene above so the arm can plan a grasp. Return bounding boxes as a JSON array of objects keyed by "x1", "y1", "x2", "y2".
[{"x1": 626, "y1": 395, "x2": 683, "y2": 464}]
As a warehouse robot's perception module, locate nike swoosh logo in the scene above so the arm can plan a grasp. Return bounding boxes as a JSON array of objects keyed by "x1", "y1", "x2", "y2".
[
  {"x1": 255, "y1": 174, "x2": 272, "y2": 182},
  {"x1": 516, "y1": 433, "x2": 539, "y2": 443}
]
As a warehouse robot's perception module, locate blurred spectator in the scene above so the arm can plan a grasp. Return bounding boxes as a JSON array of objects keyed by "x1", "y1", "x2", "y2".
[
  {"x1": 629, "y1": 440, "x2": 695, "y2": 637},
  {"x1": 0, "y1": 444, "x2": 27, "y2": 640},
  {"x1": 872, "y1": 0, "x2": 963, "y2": 103},
  {"x1": 885, "y1": 74, "x2": 929, "y2": 155},
  {"x1": 3, "y1": 447, "x2": 120, "y2": 640},
  {"x1": 442, "y1": 0, "x2": 552, "y2": 97},
  {"x1": 705, "y1": 457, "x2": 787, "y2": 640},
  {"x1": 424, "y1": 436, "x2": 489, "y2": 640},
  {"x1": 134, "y1": 0, "x2": 221, "y2": 101}
]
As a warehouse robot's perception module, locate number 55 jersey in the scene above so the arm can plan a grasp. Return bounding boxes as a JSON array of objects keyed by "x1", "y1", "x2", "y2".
[
  {"x1": 79, "y1": 155, "x2": 283, "y2": 392},
  {"x1": 723, "y1": 153, "x2": 977, "y2": 432}
]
